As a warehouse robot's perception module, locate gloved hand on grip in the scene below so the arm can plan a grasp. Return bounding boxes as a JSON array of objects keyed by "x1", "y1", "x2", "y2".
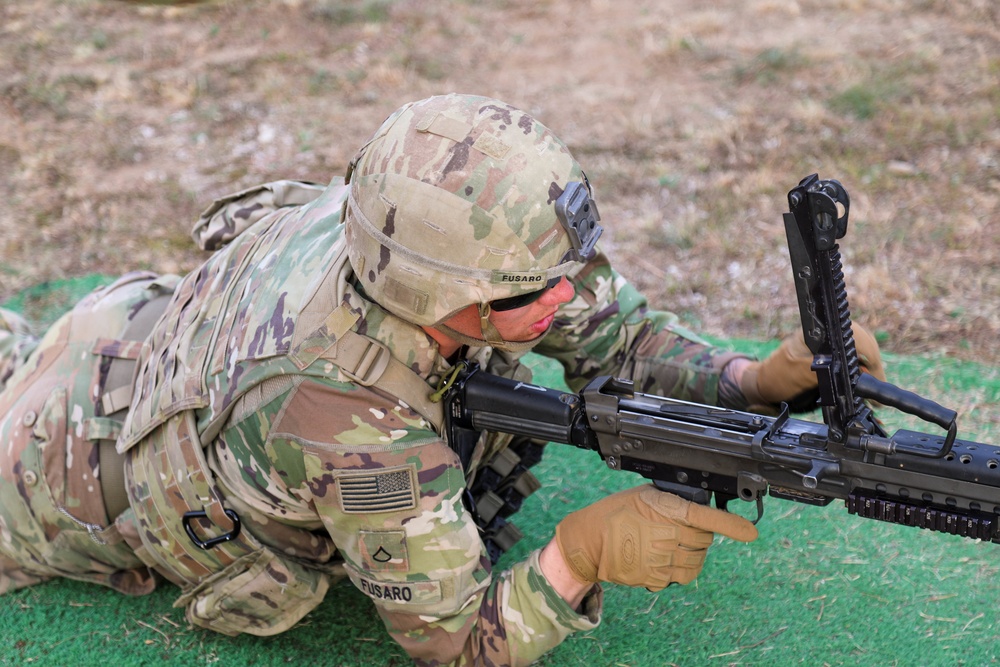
[
  {"x1": 739, "y1": 323, "x2": 886, "y2": 412},
  {"x1": 554, "y1": 485, "x2": 758, "y2": 591}
]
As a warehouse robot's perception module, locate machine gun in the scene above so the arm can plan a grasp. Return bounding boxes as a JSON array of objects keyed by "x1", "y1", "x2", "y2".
[{"x1": 444, "y1": 174, "x2": 1000, "y2": 544}]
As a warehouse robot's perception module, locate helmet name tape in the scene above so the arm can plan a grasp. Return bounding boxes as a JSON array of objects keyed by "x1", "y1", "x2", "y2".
[
  {"x1": 493, "y1": 272, "x2": 547, "y2": 284},
  {"x1": 489, "y1": 275, "x2": 562, "y2": 312},
  {"x1": 555, "y1": 181, "x2": 603, "y2": 262}
]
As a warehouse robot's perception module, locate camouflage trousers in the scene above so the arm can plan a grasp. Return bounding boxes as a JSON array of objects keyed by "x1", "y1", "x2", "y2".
[{"x1": 0, "y1": 273, "x2": 172, "y2": 596}]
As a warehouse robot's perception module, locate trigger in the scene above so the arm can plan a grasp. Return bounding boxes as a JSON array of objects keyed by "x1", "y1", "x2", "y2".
[
  {"x1": 736, "y1": 471, "x2": 768, "y2": 524},
  {"x1": 715, "y1": 491, "x2": 764, "y2": 525}
]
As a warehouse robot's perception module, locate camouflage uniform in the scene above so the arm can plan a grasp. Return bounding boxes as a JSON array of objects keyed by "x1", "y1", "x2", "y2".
[
  {"x1": 0, "y1": 96, "x2": 747, "y2": 665},
  {"x1": 0, "y1": 272, "x2": 174, "y2": 596}
]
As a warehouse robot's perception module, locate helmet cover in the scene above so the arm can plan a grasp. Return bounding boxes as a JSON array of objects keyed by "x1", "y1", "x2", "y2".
[{"x1": 344, "y1": 93, "x2": 600, "y2": 327}]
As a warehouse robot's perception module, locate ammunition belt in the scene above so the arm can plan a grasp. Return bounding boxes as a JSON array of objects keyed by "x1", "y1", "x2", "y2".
[{"x1": 465, "y1": 437, "x2": 545, "y2": 565}]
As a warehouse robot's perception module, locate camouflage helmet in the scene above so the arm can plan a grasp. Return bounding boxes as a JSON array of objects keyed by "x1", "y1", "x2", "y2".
[{"x1": 343, "y1": 94, "x2": 601, "y2": 334}]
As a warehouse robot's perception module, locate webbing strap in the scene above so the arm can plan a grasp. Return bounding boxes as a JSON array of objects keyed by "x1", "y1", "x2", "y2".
[
  {"x1": 101, "y1": 386, "x2": 133, "y2": 416},
  {"x1": 229, "y1": 326, "x2": 444, "y2": 438},
  {"x1": 329, "y1": 329, "x2": 444, "y2": 434},
  {"x1": 98, "y1": 439, "x2": 127, "y2": 520},
  {"x1": 97, "y1": 293, "x2": 174, "y2": 520}
]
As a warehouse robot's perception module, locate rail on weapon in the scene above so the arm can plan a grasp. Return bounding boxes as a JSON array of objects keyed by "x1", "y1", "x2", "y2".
[{"x1": 443, "y1": 174, "x2": 1000, "y2": 545}]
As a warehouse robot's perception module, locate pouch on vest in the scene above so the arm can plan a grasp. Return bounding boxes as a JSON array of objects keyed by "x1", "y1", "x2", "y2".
[
  {"x1": 191, "y1": 180, "x2": 326, "y2": 251},
  {"x1": 126, "y1": 410, "x2": 334, "y2": 636},
  {"x1": 175, "y1": 547, "x2": 330, "y2": 637}
]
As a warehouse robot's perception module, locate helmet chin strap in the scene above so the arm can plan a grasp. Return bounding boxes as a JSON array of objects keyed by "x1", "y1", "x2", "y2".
[{"x1": 435, "y1": 303, "x2": 546, "y2": 354}]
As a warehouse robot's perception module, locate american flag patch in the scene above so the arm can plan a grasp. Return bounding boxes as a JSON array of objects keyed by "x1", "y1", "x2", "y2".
[{"x1": 338, "y1": 467, "x2": 417, "y2": 514}]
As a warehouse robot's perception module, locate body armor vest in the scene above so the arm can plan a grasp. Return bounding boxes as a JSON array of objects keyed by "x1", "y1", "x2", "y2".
[{"x1": 115, "y1": 180, "x2": 543, "y2": 635}]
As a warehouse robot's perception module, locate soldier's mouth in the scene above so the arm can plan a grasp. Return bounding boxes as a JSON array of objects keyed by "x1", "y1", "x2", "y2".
[{"x1": 531, "y1": 312, "x2": 556, "y2": 334}]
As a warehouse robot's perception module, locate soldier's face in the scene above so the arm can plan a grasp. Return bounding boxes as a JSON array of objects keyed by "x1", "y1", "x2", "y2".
[
  {"x1": 487, "y1": 276, "x2": 576, "y2": 340},
  {"x1": 426, "y1": 277, "x2": 576, "y2": 354}
]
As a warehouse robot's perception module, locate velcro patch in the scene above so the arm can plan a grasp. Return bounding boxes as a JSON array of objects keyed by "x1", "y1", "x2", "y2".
[
  {"x1": 472, "y1": 133, "x2": 511, "y2": 160},
  {"x1": 360, "y1": 529, "x2": 409, "y2": 572},
  {"x1": 338, "y1": 466, "x2": 417, "y2": 514},
  {"x1": 416, "y1": 112, "x2": 472, "y2": 143},
  {"x1": 383, "y1": 277, "x2": 428, "y2": 316},
  {"x1": 345, "y1": 565, "x2": 443, "y2": 607}
]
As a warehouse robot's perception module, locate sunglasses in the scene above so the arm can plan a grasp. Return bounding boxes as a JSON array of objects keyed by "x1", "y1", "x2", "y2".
[{"x1": 490, "y1": 275, "x2": 563, "y2": 312}]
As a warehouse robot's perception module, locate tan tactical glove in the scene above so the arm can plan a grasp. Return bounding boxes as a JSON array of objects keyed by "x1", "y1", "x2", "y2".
[
  {"x1": 739, "y1": 323, "x2": 886, "y2": 411},
  {"x1": 554, "y1": 485, "x2": 758, "y2": 591}
]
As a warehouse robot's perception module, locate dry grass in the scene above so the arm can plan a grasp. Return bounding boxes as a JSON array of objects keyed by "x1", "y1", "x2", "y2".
[{"x1": 1, "y1": 0, "x2": 998, "y2": 362}]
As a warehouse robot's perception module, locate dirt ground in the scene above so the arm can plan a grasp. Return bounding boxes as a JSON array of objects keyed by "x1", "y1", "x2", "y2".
[{"x1": 1, "y1": 0, "x2": 998, "y2": 364}]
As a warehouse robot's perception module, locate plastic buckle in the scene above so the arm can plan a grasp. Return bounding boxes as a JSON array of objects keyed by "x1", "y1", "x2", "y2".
[{"x1": 341, "y1": 339, "x2": 392, "y2": 387}]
